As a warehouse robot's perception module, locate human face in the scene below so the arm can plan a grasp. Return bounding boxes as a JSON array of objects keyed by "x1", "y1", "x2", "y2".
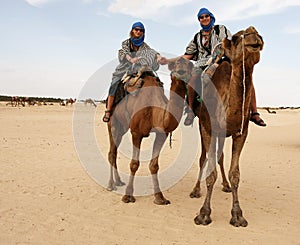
[
  {"x1": 132, "y1": 28, "x2": 144, "y2": 38},
  {"x1": 199, "y1": 14, "x2": 210, "y2": 26}
]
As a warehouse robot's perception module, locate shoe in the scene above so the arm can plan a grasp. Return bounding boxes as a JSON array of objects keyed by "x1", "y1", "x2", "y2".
[
  {"x1": 184, "y1": 111, "x2": 195, "y2": 126},
  {"x1": 250, "y1": 112, "x2": 266, "y2": 127},
  {"x1": 102, "y1": 110, "x2": 112, "y2": 123}
]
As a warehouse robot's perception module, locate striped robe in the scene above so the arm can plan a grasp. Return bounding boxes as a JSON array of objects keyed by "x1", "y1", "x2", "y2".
[{"x1": 111, "y1": 39, "x2": 160, "y2": 84}]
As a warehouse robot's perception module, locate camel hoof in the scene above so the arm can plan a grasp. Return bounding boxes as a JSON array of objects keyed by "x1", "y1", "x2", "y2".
[
  {"x1": 194, "y1": 214, "x2": 212, "y2": 225},
  {"x1": 230, "y1": 216, "x2": 248, "y2": 227},
  {"x1": 190, "y1": 189, "x2": 201, "y2": 198},
  {"x1": 106, "y1": 182, "x2": 117, "y2": 191},
  {"x1": 154, "y1": 198, "x2": 171, "y2": 205},
  {"x1": 115, "y1": 180, "x2": 126, "y2": 186},
  {"x1": 106, "y1": 186, "x2": 115, "y2": 191},
  {"x1": 222, "y1": 185, "x2": 232, "y2": 193},
  {"x1": 122, "y1": 195, "x2": 136, "y2": 203}
]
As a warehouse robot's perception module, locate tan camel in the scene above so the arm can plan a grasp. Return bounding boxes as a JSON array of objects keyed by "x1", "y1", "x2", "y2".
[
  {"x1": 106, "y1": 57, "x2": 193, "y2": 205},
  {"x1": 190, "y1": 26, "x2": 264, "y2": 227},
  {"x1": 84, "y1": 98, "x2": 97, "y2": 107}
]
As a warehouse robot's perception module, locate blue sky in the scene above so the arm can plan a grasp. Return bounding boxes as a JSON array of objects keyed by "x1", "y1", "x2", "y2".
[{"x1": 1, "y1": 0, "x2": 299, "y2": 106}]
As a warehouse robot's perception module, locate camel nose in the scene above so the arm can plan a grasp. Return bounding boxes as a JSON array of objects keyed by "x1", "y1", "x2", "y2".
[{"x1": 177, "y1": 70, "x2": 186, "y2": 75}]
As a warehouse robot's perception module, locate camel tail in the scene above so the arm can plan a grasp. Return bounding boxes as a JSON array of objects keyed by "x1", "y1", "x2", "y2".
[{"x1": 169, "y1": 132, "x2": 172, "y2": 149}]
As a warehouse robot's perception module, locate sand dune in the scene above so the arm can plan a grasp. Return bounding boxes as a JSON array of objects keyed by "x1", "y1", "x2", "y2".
[{"x1": 0, "y1": 102, "x2": 299, "y2": 244}]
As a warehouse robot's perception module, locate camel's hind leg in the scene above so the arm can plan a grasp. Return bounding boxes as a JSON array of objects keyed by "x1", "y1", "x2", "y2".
[
  {"x1": 190, "y1": 134, "x2": 230, "y2": 198},
  {"x1": 217, "y1": 137, "x2": 231, "y2": 193},
  {"x1": 228, "y1": 134, "x2": 248, "y2": 227},
  {"x1": 122, "y1": 132, "x2": 142, "y2": 203},
  {"x1": 149, "y1": 132, "x2": 170, "y2": 205},
  {"x1": 107, "y1": 121, "x2": 126, "y2": 191},
  {"x1": 190, "y1": 136, "x2": 206, "y2": 198},
  {"x1": 194, "y1": 134, "x2": 218, "y2": 225}
]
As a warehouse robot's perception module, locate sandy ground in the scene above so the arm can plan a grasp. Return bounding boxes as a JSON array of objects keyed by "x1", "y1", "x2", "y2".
[{"x1": 0, "y1": 102, "x2": 299, "y2": 244}]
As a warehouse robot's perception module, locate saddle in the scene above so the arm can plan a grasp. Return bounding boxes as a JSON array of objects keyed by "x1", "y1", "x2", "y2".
[{"x1": 121, "y1": 65, "x2": 162, "y2": 94}]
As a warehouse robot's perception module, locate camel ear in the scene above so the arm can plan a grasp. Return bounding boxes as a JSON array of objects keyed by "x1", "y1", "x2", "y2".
[
  {"x1": 223, "y1": 38, "x2": 231, "y2": 50},
  {"x1": 168, "y1": 61, "x2": 175, "y2": 71}
]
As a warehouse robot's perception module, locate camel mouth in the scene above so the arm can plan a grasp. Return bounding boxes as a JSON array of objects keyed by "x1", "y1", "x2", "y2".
[
  {"x1": 246, "y1": 43, "x2": 262, "y2": 51},
  {"x1": 177, "y1": 70, "x2": 186, "y2": 75}
]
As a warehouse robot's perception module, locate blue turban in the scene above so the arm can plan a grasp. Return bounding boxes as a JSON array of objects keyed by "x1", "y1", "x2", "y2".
[
  {"x1": 197, "y1": 8, "x2": 215, "y2": 32},
  {"x1": 131, "y1": 22, "x2": 145, "y2": 32},
  {"x1": 131, "y1": 21, "x2": 145, "y2": 47}
]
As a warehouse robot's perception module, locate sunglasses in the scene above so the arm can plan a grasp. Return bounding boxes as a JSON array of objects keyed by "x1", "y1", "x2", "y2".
[
  {"x1": 134, "y1": 28, "x2": 144, "y2": 32},
  {"x1": 199, "y1": 14, "x2": 210, "y2": 19}
]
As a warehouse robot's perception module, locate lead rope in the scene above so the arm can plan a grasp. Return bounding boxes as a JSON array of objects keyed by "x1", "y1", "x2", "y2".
[{"x1": 239, "y1": 33, "x2": 246, "y2": 136}]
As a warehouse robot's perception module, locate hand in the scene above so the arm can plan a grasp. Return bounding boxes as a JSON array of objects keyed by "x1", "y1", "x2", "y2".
[
  {"x1": 130, "y1": 57, "x2": 139, "y2": 63},
  {"x1": 157, "y1": 56, "x2": 168, "y2": 65}
]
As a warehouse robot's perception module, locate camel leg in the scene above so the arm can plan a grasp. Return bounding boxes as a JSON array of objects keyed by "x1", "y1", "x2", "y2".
[
  {"x1": 218, "y1": 152, "x2": 231, "y2": 192},
  {"x1": 217, "y1": 137, "x2": 231, "y2": 192},
  {"x1": 107, "y1": 122, "x2": 126, "y2": 191},
  {"x1": 194, "y1": 134, "x2": 218, "y2": 225},
  {"x1": 229, "y1": 134, "x2": 248, "y2": 227},
  {"x1": 149, "y1": 132, "x2": 170, "y2": 205},
  {"x1": 190, "y1": 131, "x2": 206, "y2": 198},
  {"x1": 122, "y1": 133, "x2": 142, "y2": 203}
]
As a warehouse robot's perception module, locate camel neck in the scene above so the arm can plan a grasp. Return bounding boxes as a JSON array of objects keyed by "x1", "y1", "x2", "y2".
[
  {"x1": 163, "y1": 79, "x2": 186, "y2": 132},
  {"x1": 226, "y1": 65, "x2": 253, "y2": 134}
]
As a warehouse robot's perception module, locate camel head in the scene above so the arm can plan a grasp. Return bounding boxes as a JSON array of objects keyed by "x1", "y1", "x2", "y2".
[
  {"x1": 223, "y1": 26, "x2": 264, "y2": 66},
  {"x1": 168, "y1": 57, "x2": 194, "y2": 84}
]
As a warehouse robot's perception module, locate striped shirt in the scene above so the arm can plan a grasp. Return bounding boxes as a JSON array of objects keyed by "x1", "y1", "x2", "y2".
[
  {"x1": 112, "y1": 39, "x2": 160, "y2": 79},
  {"x1": 185, "y1": 25, "x2": 232, "y2": 68}
]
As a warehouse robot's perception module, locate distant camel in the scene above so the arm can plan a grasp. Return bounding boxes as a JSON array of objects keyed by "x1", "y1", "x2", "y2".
[
  {"x1": 264, "y1": 107, "x2": 276, "y2": 114},
  {"x1": 84, "y1": 98, "x2": 97, "y2": 107},
  {"x1": 191, "y1": 26, "x2": 264, "y2": 227},
  {"x1": 7, "y1": 96, "x2": 25, "y2": 107},
  {"x1": 21, "y1": 97, "x2": 33, "y2": 106},
  {"x1": 106, "y1": 58, "x2": 193, "y2": 204},
  {"x1": 66, "y1": 98, "x2": 76, "y2": 106}
]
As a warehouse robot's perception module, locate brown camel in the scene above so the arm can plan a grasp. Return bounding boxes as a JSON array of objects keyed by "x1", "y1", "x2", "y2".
[
  {"x1": 66, "y1": 98, "x2": 76, "y2": 106},
  {"x1": 8, "y1": 96, "x2": 25, "y2": 107},
  {"x1": 190, "y1": 26, "x2": 264, "y2": 227},
  {"x1": 106, "y1": 57, "x2": 193, "y2": 204}
]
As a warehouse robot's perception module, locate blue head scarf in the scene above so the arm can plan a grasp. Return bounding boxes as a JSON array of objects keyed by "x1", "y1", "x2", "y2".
[
  {"x1": 130, "y1": 22, "x2": 145, "y2": 47},
  {"x1": 197, "y1": 8, "x2": 215, "y2": 32}
]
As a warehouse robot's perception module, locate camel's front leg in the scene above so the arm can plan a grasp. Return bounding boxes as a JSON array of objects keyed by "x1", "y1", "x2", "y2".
[
  {"x1": 107, "y1": 122, "x2": 126, "y2": 191},
  {"x1": 122, "y1": 132, "x2": 142, "y2": 203},
  {"x1": 194, "y1": 135, "x2": 218, "y2": 225},
  {"x1": 149, "y1": 132, "x2": 170, "y2": 205},
  {"x1": 229, "y1": 134, "x2": 248, "y2": 227}
]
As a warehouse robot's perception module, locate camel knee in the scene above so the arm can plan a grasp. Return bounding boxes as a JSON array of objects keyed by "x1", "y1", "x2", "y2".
[
  {"x1": 130, "y1": 160, "x2": 140, "y2": 173},
  {"x1": 229, "y1": 170, "x2": 240, "y2": 187},
  {"x1": 108, "y1": 152, "x2": 117, "y2": 165},
  {"x1": 206, "y1": 171, "x2": 217, "y2": 187},
  {"x1": 149, "y1": 163, "x2": 159, "y2": 174}
]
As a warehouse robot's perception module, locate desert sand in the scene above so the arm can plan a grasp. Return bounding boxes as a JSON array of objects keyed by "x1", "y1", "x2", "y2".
[{"x1": 0, "y1": 102, "x2": 299, "y2": 244}]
